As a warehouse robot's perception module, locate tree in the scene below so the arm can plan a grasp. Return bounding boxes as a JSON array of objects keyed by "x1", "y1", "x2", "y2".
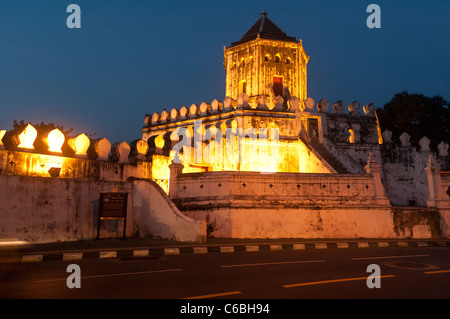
[{"x1": 376, "y1": 92, "x2": 450, "y2": 150}]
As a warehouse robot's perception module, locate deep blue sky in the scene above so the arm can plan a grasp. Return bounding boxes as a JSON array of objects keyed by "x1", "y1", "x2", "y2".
[{"x1": 1, "y1": 0, "x2": 449, "y2": 143}]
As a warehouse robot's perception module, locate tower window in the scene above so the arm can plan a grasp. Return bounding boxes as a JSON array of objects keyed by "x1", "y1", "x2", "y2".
[
  {"x1": 267, "y1": 123, "x2": 279, "y2": 141},
  {"x1": 273, "y1": 76, "x2": 283, "y2": 97},
  {"x1": 239, "y1": 80, "x2": 247, "y2": 94}
]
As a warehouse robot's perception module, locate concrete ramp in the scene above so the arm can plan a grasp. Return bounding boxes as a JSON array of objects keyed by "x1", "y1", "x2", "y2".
[{"x1": 130, "y1": 178, "x2": 206, "y2": 242}]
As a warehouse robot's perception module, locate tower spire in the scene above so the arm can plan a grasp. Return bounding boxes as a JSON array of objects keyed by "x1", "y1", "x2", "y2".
[{"x1": 259, "y1": 11, "x2": 267, "y2": 33}]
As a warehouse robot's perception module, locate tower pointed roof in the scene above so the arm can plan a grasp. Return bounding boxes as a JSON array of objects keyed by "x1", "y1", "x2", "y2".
[{"x1": 230, "y1": 11, "x2": 297, "y2": 47}]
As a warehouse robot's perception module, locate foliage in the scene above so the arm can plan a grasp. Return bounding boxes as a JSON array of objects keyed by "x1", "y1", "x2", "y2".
[{"x1": 376, "y1": 91, "x2": 450, "y2": 150}]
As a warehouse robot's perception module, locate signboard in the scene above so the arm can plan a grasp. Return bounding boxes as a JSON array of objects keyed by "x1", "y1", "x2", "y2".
[{"x1": 97, "y1": 192, "x2": 128, "y2": 239}]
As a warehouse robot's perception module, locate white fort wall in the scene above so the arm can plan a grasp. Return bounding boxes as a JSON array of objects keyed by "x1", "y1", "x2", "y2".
[
  {"x1": 0, "y1": 173, "x2": 206, "y2": 244},
  {"x1": 0, "y1": 148, "x2": 206, "y2": 244},
  {"x1": 190, "y1": 207, "x2": 397, "y2": 239},
  {"x1": 0, "y1": 174, "x2": 133, "y2": 243},
  {"x1": 169, "y1": 170, "x2": 396, "y2": 238},
  {"x1": 169, "y1": 169, "x2": 446, "y2": 239}
]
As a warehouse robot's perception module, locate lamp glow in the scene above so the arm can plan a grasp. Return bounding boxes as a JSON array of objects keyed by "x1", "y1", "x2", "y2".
[
  {"x1": 68, "y1": 133, "x2": 90, "y2": 155},
  {"x1": 18, "y1": 124, "x2": 37, "y2": 149},
  {"x1": 47, "y1": 129, "x2": 65, "y2": 153}
]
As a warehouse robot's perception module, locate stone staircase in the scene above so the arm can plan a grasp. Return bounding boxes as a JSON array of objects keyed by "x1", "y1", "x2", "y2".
[{"x1": 309, "y1": 142, "x2": 350, "y2": 174}]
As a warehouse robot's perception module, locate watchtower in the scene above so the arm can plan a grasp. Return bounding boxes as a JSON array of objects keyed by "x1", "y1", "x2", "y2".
[{"x1": 224, "y1": 11, "x2": 309, "y2": 105}]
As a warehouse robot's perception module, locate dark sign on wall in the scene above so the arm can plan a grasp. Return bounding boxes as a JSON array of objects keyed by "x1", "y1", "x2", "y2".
[{"x1": 97, "y1": 192, "x2": 128, "y2": 239}]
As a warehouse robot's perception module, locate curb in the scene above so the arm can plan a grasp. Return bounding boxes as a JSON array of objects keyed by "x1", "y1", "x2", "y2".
[{"x1": 16, "y1": 240, "x2": 450, "y2": 263}]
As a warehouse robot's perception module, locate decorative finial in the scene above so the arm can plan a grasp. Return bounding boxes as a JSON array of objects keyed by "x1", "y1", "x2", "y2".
[{"x1": 261, "y1": 11, "x2": 267, "y2": 17}]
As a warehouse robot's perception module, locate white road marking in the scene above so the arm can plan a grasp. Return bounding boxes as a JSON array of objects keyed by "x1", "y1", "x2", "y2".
[
  {"x1": 221, "y1": 260, "x2": 326, "y2": 268},
  {"x1": 220, "y1": 246, "x2": 234, "y2": 253},
  {"x1": 22, "y1": 255, "x2": 43, "y2": 263},
  {"x1": 63, "y1": 252, "x2": 83, "y2": 261},
  {"x1": 164, "y1": 248, "x2": 180, "y2": 255},
  {"x1": 351, "y1": 254, "x2": 430, "y2": 261},
  {"x1": 33, "y1": 268, "x2": 183, "y2": 283},
  {"x1": 99, "y1": 251, "x2": 117, "y2": 259}
]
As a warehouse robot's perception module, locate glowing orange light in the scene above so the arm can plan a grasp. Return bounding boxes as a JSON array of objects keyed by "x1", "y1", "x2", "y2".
[
  {"x1": 154, "y1": 135, "x2": 165, "y2": 149},
  {"x1": 47, "y1": 129, "x2": 65, "y2": 153},
  {"x1": 18, "y1": 124, "x2": 37, "y2": 149},
  {"x1": 68, "y1": 133, "x2": 90, "y2": 155},
  {"x1": 135, "y1": 139, "x2": 148, "y2": 156},
  {"x1": 0, "y1": 130, "x2": 6, "y2": 146}
]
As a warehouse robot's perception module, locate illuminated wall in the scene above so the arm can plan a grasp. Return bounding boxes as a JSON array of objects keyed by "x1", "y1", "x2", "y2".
[{"x1": 0, "y1": 123, "x2": 153, "y2": 184}]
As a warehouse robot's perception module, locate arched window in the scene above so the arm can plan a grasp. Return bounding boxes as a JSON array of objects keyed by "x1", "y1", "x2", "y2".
[
  {"x1": 285, "y1": 58, "x2": 291, "y2": 64},
  {"x1": 274, "y1": 55, "x2": 281, "y2": 63},
  {"x1": 239, "y1": 80, "x2": 247, "y2": 94},
  {"x1": 264, "y1": 55, "x2": 270, "y2": 62},
  {"x1": 347, "y1": 129, "x2": 359, "y2": 143},
  {"x1": 267, "y1": 123, "x2": 279, "y2": 141}
]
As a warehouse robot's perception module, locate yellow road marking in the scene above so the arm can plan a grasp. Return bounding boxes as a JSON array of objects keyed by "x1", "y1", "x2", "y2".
[
  {"x1": 423, "y1": 269, "x2": 450, "y2": 275},
  {"x1": 283, "y1": 275, "x2": 396, "y2": 288},
  {"x1": 183, "y1": 291, "x2": 242, "y2": 299}
]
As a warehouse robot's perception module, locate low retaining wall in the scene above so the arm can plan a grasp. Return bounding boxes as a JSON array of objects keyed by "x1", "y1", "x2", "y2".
[
  {"x1": 0, "y1": 175, "x2": 132, "y2": 243},
  {"x1": 171, "y1": 170, "x2": 449, "y2": 239},
  {"x1": 171, "y1": 171, "x2": 388, "y2": 208},
  {"x1": 0, "y1": 174, "x2": 206, "y2": 244},
  {"x1": 184, "y1": 206, "x2": 447, "y2": 239},
  {"x1": 185, "y1": 207, "x2": 397, "y2": 239}
]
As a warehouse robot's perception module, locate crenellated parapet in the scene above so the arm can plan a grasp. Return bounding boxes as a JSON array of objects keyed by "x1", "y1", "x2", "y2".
[
  {"x1": 0, "y1": 123, "x2": 155, "y2": 183},
  {"x1": 143, "y1": 93, "x2": 307, "y2": 149},
  {"x1": 0, "y1": 122, "x2": 155, "y2": 165},
  {"x1": 143, "y1": 94, "x2": 379, "y2": 145},
  {"x1": 379, "y1": 129, "x2": 450, "y2": 207},
  {"x1": 144, "y1": 93, "x2": 299, "y2": 131},
  {"x1": 381, "y1": 129, "x2": 449, "y2": 167},
  {"x1": 142, "y1": 95, "x2": 384, "y2": 169}
]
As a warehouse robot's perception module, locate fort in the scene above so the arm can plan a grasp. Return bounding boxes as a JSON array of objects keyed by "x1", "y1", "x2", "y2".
[{"x1": 1, "y1": 12, "x2": 449, "y2": 243}]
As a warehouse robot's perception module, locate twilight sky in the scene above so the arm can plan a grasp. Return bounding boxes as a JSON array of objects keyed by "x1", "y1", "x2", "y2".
[{"x1": 1, "y1": 0, "x2": 449, "y2": 143}]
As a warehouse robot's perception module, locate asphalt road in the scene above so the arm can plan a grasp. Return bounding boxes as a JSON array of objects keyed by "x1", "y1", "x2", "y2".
[{"x1": 2, "y1": 245, "x2": 450, "y2": 301}]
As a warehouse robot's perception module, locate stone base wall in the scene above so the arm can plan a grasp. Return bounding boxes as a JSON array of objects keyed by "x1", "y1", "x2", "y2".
[
  {"x1": 185, "y1": 207, "x2": 397, "y2": 239},
  {"x1": 0, "y1": 175, "x2": 132, "y2": 243},
  {"x1": 185, "y1": 206, "x2": 446, "y2": 239},
  {"x1": 0, "y1": 174, "x2": 206, "y2": 244}
]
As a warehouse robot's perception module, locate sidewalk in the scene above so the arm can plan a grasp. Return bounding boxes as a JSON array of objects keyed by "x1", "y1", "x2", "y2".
[{"x1": 3, "y1": 237, "x2": 449, "y2": 264}]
